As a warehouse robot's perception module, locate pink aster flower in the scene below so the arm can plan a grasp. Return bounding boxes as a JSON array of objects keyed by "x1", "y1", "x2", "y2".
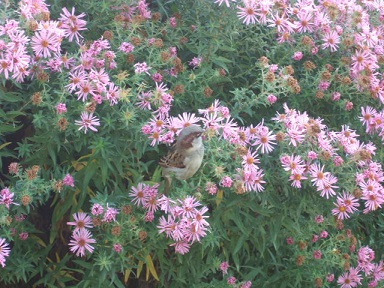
[
  {"x1": 287, "y1": 124, "x2": 306, "y2": 146},
  {"x1": 326, "y1": 274, "x2": 334, "y2": 282},
  {"x1": 31, "y1": 29, "x2": 61, "y2": 58},
  {"x1": 267, "y1": 94, "x2": 277, "y2": 104},
  {"x1": 253, "y1": 127, "x2": 276, "y2": 154},
  {"x1": 332, "y1": 192, "x2": 359, "y2": 220},
  {"x1": 113, "y1": 243, "x2": 122, "y2": 253},
  {"x1": 337, "y1": 268, "x2": 362, "y2": 287},
  {"x1": 281, "y1": 154, "x2": 305, "y2": 175},
  {"x1": 318, "y1": 81, "x2": 331, "y2": 91},
  {"x1": 59, "y1": 7, "x2": 87, "y2": 42},
  {"x1": 292, "y1": 51, "x2": 303, "y2": 60},
  {"x1": 91, "y1": 203, "x2": 104, "y2": 216},
  {"x1": 134, "y1": 62, "x2": 151, "y2": 74},
  {"x1": 170, "y1": 112, "x2": 200, "y2": 130},
  {"x1": 205, "y1": 182, "x2": 218, "y2": 195},
  {"x1": 220, "y1": 261, "x2": 230, "y2": 274},
  {"x1": 359, "y1": 106, "x2": 376, "y2": 129},
  {"x1": 312, "y1": 234, "x2": 319, "y2": 243},
  {"x1": 75, "y1": 81, "x2": 93, "y2": 102},
  {"x1": 237, "y1": 2, "x2": 258, "y2": 25},
  {"x1": 19, "y1": 0, "x2": 49, "y2": 19},
  {"x1": 351, "y1": 49, "x2": 377, "y2": 75},
  {"x1": 179, "y1": 196, "x2": 201, "y2": 218},
  {"x1": 358, "y1": 246, "x2": 375, "y2": 274},
  {"x1": 169, "y1": 17, "x2": 177, "y2": 28},
  {"x1": 144, "y1": 195, "x2": 159, "y2": 213},
  {"x1": 119, "y1": 42, "x2": 135, "y2": 53},
  {"x1": 189, "y1": 56, "x2": 202, "y2": 69},
  {"x1": 332, "y1": 92, "x2": 341, "y2": 101},
  {"x1": 242, "y1": 149, "x2": 260, "y2": 172},
  {"x1": 214, "y1": 0, "x2": 236, "y2": 7},
  {"x1": 66, "y1": 71, "x2": 87, "y2": 93},
  {"x1": 105, "y1": 83, "x2": 120, "y2": 106},
  {"x1": 286, "y1": 237, "x2": 294, "y2": 245},
  {"x1": 19, "y1": 232, "x2": 28, "y2": 240},
  {"x1": 56, "y1": 103, "x2": 67, "y2": 114},
  {"x1": 171, "y1": 240, "x2": 190, "y2": 255},
  {"x1": 337, "y1": 271, "x2": 355, "y2": 288},
  {"x1": 75, "y1": 112, "x2": 101, "y2": 134},
  {"x1": 227, "y1": 276, "x2": 237, "y2": 285},
  {"x1": 220, "y1": 176, "x2": 233, "y2": 188},
  {"x1": 63, "y1": 174, "x2": 75, "y2": 187},
  {"x1": 102, "y1": 205, "x2": 119, "y2": 222},
  {"x1": 186, "y1": 219, "x2": 208, "y2": 243},
  {"x1": 313, "y1": 250, "x2": 322, "y2": 259},
  {"x1": 321, "y1": 30, "x2": 340, "y2": 52},
  {"x1": 67, "y1": 212, "x2": 93, "y2": 232},
  {"x1": 152, "y1": 72, "x2": 163, "y2": 82},
  {"x1": 267, "y1": 13, "x2": 296, "y2": 34},
  {"x1": 361, "y1": 191, "x2": 384, "y2": 213},
  {"x1": 145, "y1": 211, "x2": 155, "y2": 222},
  {"x1": 295, "y1": 10, "x2": 315, "y2": 33},
  {"x1": 0, "y1": 58, "x2": 12, "y2": 79},
  {"x1": 0, "y1": 238, "x2": 11, "y2": 267},
  {"x1": 310, "y1": 164, "x2": 329, "y2": 189},
  {"x1": 318, "y1": 173, "x2": 338, "y2": 199},
  {"x1": 0, "y1": 187, "x2": 17, "y2": 209},
  {"x1": 315, "y1": 215, "x2": 324, "y2": 223},
  {"x1": 289, "y1": 172, "x2": 307, "y2": 188},
  {"x1": 69, "y1": 229, "x2": 97, "y2": 257},
  {"x1": 333, "y1": 156, "x2": 344, "y2": 167}
]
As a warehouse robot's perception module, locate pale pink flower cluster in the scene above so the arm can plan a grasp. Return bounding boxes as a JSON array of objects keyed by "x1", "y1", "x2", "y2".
[
  {"x1": 67, "y1": 204, "x2": 120, "y2": 257},
  {"x1": 0, "y1": 4, "x2": 124, "y2": 133},
  {"x1": 356, "y1": 162, "x2": 384, "y2": 214},
  {"x1": 360, "y1": 106, "x2": 384, "y2": 141},
  {"x1": 19, "y1": 0, "x2": 50, "y2": 20},
  {"x1": 158, "y1": 196, "x2": 210, "y2": 254},
  {"x1": 199, "y1": 101, "x2": 276, "y2": 192},
  {"x1": 67, "y1": 38, "x2": 120, "y2": 105},
  {"x1": 226, "y1": 0, "x2": 384, "y2": 104},
  {"x1": 0, "y1": 20, "x2": 32, "y2": 82},
  {"x1": 275, "y1": 104, "x2": 384, "y2": 218},
  {"x1": 337, "y1": 246, "x2": 384, "y2": 288},
  {"x1": 130, "y1": 183, "x2": 210, "y2": 254}
]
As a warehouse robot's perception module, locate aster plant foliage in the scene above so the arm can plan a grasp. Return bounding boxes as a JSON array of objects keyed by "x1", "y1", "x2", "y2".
[{"x1": 0, "y1": 0, "x2": 384, "y2": 287}]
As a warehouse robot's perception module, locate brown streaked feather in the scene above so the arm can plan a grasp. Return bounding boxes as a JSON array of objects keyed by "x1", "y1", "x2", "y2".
[{"x1": 159, "y1": 150, "x2": 186, "y2": 168}]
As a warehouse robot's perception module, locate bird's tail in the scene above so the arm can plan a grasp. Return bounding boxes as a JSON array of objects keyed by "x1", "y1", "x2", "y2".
[{"x1": 163, "y1": 175, "x2": 172, "y2": 195}]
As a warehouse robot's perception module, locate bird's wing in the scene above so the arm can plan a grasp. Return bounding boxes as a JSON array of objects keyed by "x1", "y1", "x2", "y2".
[{"x1": 159, "y1": 150, "x2": 186, "y2": 168}]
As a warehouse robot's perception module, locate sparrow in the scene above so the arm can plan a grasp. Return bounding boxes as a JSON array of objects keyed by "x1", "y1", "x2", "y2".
[{"x1": 159, "y1": 124, "x2": 204, "y2": 194}]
